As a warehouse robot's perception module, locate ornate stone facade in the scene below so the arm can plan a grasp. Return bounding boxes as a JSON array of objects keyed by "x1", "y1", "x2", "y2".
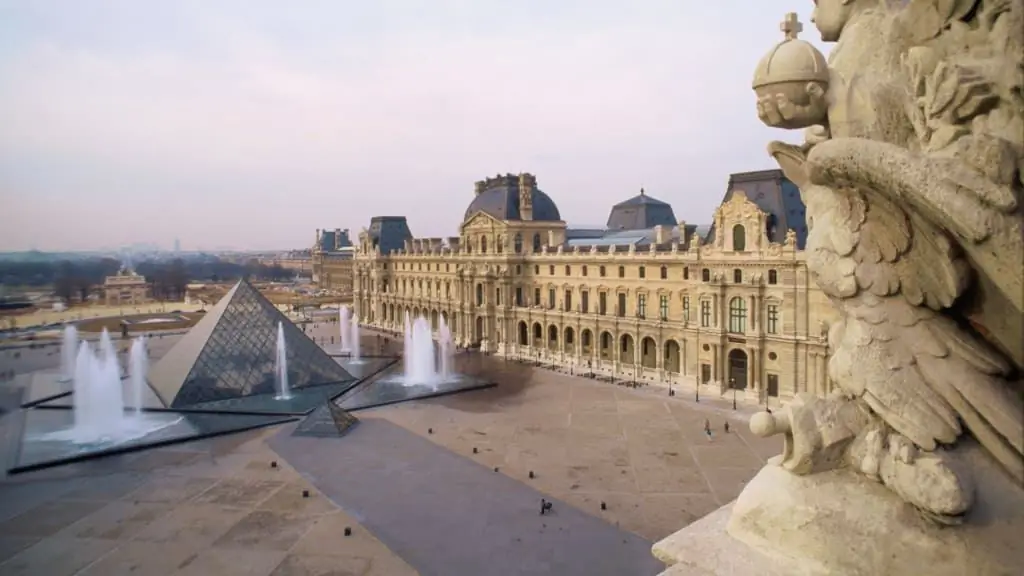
[
  {"x1": 352, "y1": 170, "x2": 839, "y2": 404},
  {"x1": 311, "y1": 228, "x2": 355, "y2": 295},
  {"x1": 103, "y1": 267, "x2": 149, "y2": 306}
]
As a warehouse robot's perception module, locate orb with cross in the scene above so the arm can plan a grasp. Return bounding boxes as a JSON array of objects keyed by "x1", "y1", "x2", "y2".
[{"x1": 752, "y1": 12, "x2": 830, "y2": 130}]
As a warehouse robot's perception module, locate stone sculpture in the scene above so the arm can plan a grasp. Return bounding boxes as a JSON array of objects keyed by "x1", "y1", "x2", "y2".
[
  {"x1": 753, "y1": 0, "x2": 1022, "y2": 522},
  {"x1": 652, "y1": 3, "x2": 1023, "y2": 575}
]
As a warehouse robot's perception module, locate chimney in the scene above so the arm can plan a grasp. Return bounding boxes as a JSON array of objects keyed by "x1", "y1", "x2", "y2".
[
  {"x1": 653, "y1": 225, "x2": 668, "y2": 245},
  {"x1": 519, "y1": 173, "x2": 536, "y2": 221},
  {"x1": 474, "y1": 181, "x2": 486, "y2": 196}
]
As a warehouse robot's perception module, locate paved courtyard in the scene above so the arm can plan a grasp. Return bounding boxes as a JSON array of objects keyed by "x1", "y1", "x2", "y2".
[{"x1": 0, "y1": 324, "x2": 780, "y2": 574}]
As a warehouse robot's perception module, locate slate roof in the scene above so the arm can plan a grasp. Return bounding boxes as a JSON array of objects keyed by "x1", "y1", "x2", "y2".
[
  {"x1": 605, "y1": 189, "x2": 678, "y2": 230},
  {"x1": 368, "y1": 217, "x2": 413, "y2": 254},
  {"x1": 464, "y1": 184, "x2": 561, "y2": 222}
]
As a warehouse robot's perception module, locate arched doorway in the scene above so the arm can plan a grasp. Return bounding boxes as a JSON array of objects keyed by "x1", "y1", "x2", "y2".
[
  {"x1": 518, "y1": 321, "x2": 528, "y2": 345},
  {"x1": 441, "y1": 310, "x2": 449, "y2": 326},
  {"x1": 431, "y1": 310, "x2": 439, "y2": 330},
  {"x1": 532, "y1": 323, "x2": 543, "y2": 347},
  {"x1": 728, "y1": 349, "x2": 748, "y2": 389},
  {"x1": 620, "y1": 334, "x2": 635, "y2": 365},
  {"x1": 640, "y1": 337, "x2": 657, "y2": 368},
  {"x1": 663, "y1": 340, "x2": 681, "y2": 373},
  {"x1": 563, "y1": 327, "x2": 575, "y2": 353},
  {"x1": 475, "y1": 316, "x2": 484, "y2": 342},
  {"x1": 547, "y1": 325, "x2": 558, "y2": 351},
  {"x1": 599, "y1": 331, "x2": 613, "y2": 360},
  {"x1": 581, "y1": 329, "x2": 593, "y2": 355}
]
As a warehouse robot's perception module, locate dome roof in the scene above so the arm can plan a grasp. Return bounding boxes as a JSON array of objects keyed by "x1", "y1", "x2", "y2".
[
  {"x1": 463, "y1": 174, "x2": 561, "y2": 222},
  {"x1": 752, "y1": 15, "x2": 828, "y2": 89}
]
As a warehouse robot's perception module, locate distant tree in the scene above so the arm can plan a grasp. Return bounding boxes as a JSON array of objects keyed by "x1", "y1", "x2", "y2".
[
  {"x1": 74, "y1": 277, "x2": 92, "y2": 303},
  {"x1": 167, "y1": 258, "x2": 188, "y2": 299},
  {"x1": 54, "y1": 261, "x2": 76, "y2": 304}
]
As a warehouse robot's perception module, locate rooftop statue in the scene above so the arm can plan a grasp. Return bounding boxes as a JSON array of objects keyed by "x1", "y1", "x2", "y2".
[
  {"x1": 750, "y1": 0, "x2": 1023, "y2": 524},
  {"x1": 650, "y1": 3, "x2": 1022, "y2": 574}
]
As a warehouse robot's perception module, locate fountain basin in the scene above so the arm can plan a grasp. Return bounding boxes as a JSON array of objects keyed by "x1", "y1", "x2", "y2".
[
  {"x1": 337, "y1": 372, "x2": 495, "y2": 411},
  {"x1": 10, "y1": 407, "x2": 296, "y2": 474}
]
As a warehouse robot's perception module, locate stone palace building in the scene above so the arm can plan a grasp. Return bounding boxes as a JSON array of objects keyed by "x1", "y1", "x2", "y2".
[{"x1": 348, "y1": 170, "x2": 839, "y2": 404}]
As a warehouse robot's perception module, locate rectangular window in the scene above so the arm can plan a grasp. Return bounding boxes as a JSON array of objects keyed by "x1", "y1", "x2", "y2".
[
  {"x1": 581, "y1": 291, "x2": 589, "y2": 313},
  {"x1": 582, "y1": 265, "x2": 588, "y2": 277},
  {"x1": 637, "y1": 294, "x2": 646, "y2": 319},
  {"x1": 549, "y1": 265, "x2": 555, "y2": 275},
  {"x1": 767, "y1": 304, "x2": 779, "y2": 334},
  {"x1": 565, "y1": 290, "x2": 573, "y2": 312},
  {"x1": 639, "y1": 266, "x2": 646, "y2": 279},
  {"x1": 599, "y1": 292, "x2": 607, "y2": 315},
  {"x1": 548, "y1": 288, "x2": 555, "y2": 309},
  {"x1": 683, "y1": 296, "x2": 690, "y2": 323},
  {"x1": 617, "y1": 293, "x2": 626, "y2": 317},
  {"x1": 599, "y1": 266, "x2": 606, "y2": 277},
  {"x1": 701, "y1": 300, "x2": 711, "y2": 327},
  {"x1": 659, "y1": 295, "x2": 669, "y2": 321},
  {"x1": 534, "y1": 287, "x2": 540, "y2": 306},
  {"x1": 515, "y1": 287, "x2": 523, "y2": 306}
]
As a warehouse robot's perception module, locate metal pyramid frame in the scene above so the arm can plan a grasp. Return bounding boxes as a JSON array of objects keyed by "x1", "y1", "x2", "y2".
[{"x1": 147, "y1": 279, "x2": 356, "y2": 408}]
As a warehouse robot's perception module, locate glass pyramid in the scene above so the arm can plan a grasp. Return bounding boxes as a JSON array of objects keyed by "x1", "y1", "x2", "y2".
[{"x1": 150, "y1": 279, "x2": 357, "y2": 408}]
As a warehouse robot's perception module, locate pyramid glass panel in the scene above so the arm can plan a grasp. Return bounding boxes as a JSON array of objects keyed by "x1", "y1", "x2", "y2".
[{"x1": 168, "y1": 281, "x2": 356, "y2": 408}]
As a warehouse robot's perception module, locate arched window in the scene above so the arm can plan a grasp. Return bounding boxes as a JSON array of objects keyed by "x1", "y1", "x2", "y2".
[
  {"x1": 732, "y1": 224, "x2": 746, "y2": 252},
  {"x1": 701, "y1": 268, "x2": 710, "y2": 282},
  {"x1": 514, "y1": 233, "x2": 523, "y2": 254},
  {"x1": 733, "y1": 268, "x2": 743, "y2": 284},
  {"x1": 768, "y1": 269, "x2": 778, "y2": 285},
  {"x1": 532, "y1": 233, "x2": 542, "y2": 253},
  {"x1": 480, "y1": 236, "x2": 488, "y2": 253},
  {"x1": 729, "y1": 297, "x2": 747, "y2": 334}
]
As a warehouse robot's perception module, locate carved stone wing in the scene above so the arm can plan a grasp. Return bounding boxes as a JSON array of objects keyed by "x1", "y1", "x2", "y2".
[
  {"x1": 808, "y1": 142, "x2": 1024, "y2": 483},
  {"x1": 806, "y1": 138, "x2": 1023, "y2": 366}
]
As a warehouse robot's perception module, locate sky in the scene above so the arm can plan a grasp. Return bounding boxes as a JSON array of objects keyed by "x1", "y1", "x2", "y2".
[{"x1": 0, "y1": 0, "x2": 828, "y2": 252}]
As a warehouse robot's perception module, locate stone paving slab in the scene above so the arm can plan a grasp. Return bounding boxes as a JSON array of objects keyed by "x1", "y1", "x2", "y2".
[{"x1": 269, "y1": 418, "x2": 664, "y2": 576}]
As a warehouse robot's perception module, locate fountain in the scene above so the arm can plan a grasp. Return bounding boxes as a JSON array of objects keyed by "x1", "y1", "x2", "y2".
[
  {"x1": 339, "y1": 305, "x2": 352, "y2": 353},
  {"x1": 275, "y1": 321, "x2": 292, "y2": 400},
  {"x1": 438, "y1": 316, "x2": 453, "y2": 380},
  {"x1": 349, "y1": 313, "x2": 363, "y2": 363},
  {"x1": 59, "y1": 325, "x2": 79, "y2": 382},
  {"x1": 403, "y1": 311, "x2": 413, "y2": 364},
  {"x1": 128, "y1": 336, "x2": 147, "y2": 413},
  {"x1": 336, "y1": 312, "x2": 494, "y2": 411},
  {"x1": 399, "y1": 315, "x2": 460, "y2": 387},
  {"x1": 39, "y1": 329, "x2": 177, "y2": 445}
]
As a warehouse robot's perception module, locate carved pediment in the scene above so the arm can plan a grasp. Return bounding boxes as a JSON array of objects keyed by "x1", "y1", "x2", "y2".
[
  {"x1": 716, "y1": 190, "x2": 765, "y2": 222},
  {"x1": 460, "y1": 211, "x2": 505, "y2": 232}
]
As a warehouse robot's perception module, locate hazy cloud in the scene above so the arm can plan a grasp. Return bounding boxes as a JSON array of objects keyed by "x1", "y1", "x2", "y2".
[{"x1": 0, "y1": 0, "x2": 824, "y2": 251}]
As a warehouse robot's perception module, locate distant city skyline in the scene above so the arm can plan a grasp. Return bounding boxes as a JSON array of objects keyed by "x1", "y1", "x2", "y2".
[{"x1": 0, "y1": 1, "x2": 827, "y2": 251}]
